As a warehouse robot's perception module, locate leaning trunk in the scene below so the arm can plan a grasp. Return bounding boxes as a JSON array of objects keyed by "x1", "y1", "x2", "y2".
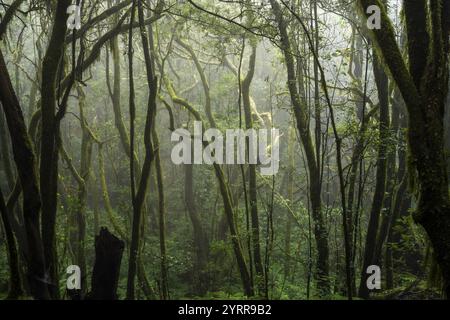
[
  {"x1": 40, "y1": 0, "x2": 71, "y2": 298},
  {"x1": 359, "y1": 53, "x2": 389, "y2": 299}
]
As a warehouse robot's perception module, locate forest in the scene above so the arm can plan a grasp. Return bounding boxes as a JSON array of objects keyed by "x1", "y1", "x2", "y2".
[{"x1": 0, "y1": 0, "x2": 450, "y2": 301}]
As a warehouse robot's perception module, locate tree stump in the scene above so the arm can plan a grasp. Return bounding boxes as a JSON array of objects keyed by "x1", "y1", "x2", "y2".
[{"x1": 87, "y1": 227, "x2": 124, "y2": 300}]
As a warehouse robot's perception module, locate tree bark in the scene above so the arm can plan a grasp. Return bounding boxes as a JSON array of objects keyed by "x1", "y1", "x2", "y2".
[
  {"x1": 241, "y1": 44, "x2": 264, "y2": 295},
  {"x1": 152, "y1": 129, "x2": 169, "y2": 299},
  {"x1": 358, "y1": 53, "x2": 389, "y2": 298},
  {"x1": 40, "y1": 0, "x2": 71, "y2": 299},
  {"x1": 0, "y1": 186, "x2": 22, "y2": 298},
  {"x1": 0, "y1": 48, "x2": 49, "y2": 300},
  {"x1": 270, "y1": 0, "x2": 330, "y2": 296},
  {"x1": 357, "y1": 0, "x2": 450, "y2": 297},
  {"x1": 126, "y1": 0, "x2": 158, "y2": 299},
  {"x1": 88, "y1": 228, "x2": 124, "y2": 300}
]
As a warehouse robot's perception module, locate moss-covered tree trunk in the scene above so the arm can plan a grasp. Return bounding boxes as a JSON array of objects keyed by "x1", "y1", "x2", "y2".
[
  {"x1": 445, "y1": 82, "x2": 450, "y2": 177},
  {"x1": 126, "y1": 0, "x2": 158, "y2": 299},
  {"x1": 0, "y1": 185, "x2": 22, "y2": 298},
  {"x1": 271, "y1": 0, "x2": 330, "y2": 296},
  {"x1": 61, "y1": 86, "x2": 93, "y2": 297},
  {"x1": 152, "y1": 129, "x2": 169, "y2": 299},
  {"x1": 40, "y1": 0, "x2": 71, "y2": 299},
  {"x1": 385, "y1": 105, "x2": 410, "y2": 289},
  {"x1": 358, "y1": 53, "x2": 389, "y2": 298},
  {"x1": 0, "y1": 48, "x2": 49, "y2": 300},
  {"x1": 241, "y1": 44, "x2": 265, "y2": 295},
  {"x1": 358, "y1": 0, "x2": 450, "y2": 297}
]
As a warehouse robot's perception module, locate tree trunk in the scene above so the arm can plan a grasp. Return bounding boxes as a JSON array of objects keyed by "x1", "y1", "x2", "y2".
[
  {"x1": 152, "y1": 129, "x2": 169, "y2": 299},
  {"x1": 270, "y1": 0, "x2": 330, "y2": 296},
  {"x1": 283, "y1": 126, "x2": 295, "y2": 279},
  {"x1": 445, "y1": 82, "x2": 450, "y2": 177},
  {"x1": 0, "y1": 107, "x2": 15, "y2": 188},
  {"x1": 357, "y1": 0, "x2": 450, "y2": 297},
  {"x1": 0, "y1": 48, "x2": 49, "y2": 300},
  {"x1": 62, "y1": 86, "x2": 93, "y2": 297},
  {"x1": 126, "y1": 0, "x2": 158, "y2": 299},
  {"x1": 358, "y1": 53, "x2": 389, "y2": 299},
  {"x1": 40, "y1": 0, "x2": 71, "y2": 299},
  {"x1": 88, "y1": 228, "x2": 124, "y2": 300},
  {"x1": 0, "y1": 187, "x2": 22, "y2": 298},
  {"x1": 241, "y1": 44, "x2": 264, "y2": 295},
  {"x1": 373, "y1": 92, "x2": 400, "y2": 266}
]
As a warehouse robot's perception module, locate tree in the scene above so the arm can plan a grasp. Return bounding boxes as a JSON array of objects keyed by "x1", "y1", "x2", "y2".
[
  {"x1": 357, "y1": 0, "x2": 450, "y2": 297},
  {"x1": 270, "y1": 0, "x2": 330, "y2": 296},
  {"x1": 39, "y1": 0, "x2": 72, "y2": 299},
  {"x1": 126, "y1": 0, "x2": 160, "y2": 299},
  {"x1": 358, "y1": 53, "x2": 390, "y2": 298},
  {"x1": 0, "y1": 48, "x2": 49, "y2": 300}
]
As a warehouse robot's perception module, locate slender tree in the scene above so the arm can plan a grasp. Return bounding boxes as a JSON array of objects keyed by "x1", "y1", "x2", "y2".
[{"x1": 270, "y1": 0, "x2": 330, "y2": 296}]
